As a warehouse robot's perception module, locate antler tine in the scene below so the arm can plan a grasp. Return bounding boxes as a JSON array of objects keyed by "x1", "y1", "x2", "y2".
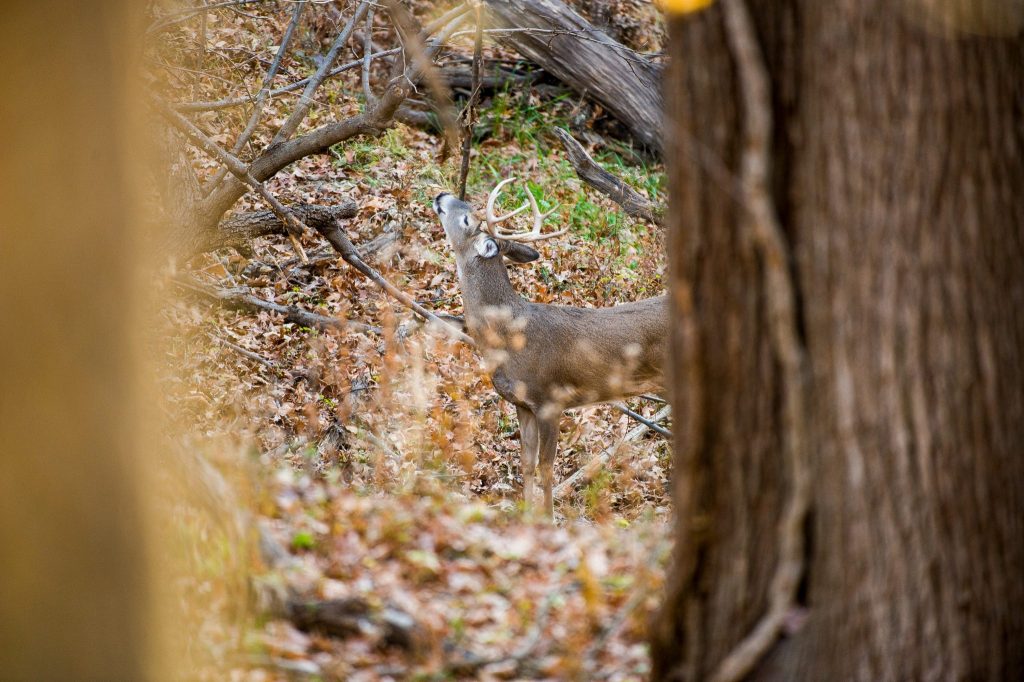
[
  {"x1": 485, "y1": 177, "x2": 530, "y2": 236},
  {"x1": 483, "y1": 177, "x2": 567, "y2": 243},
  {"x1": 521, "y1": 188, "x2": 566, "y2": 242}
]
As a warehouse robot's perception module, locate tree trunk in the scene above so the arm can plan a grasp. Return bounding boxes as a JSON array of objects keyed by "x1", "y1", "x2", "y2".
[
  {"x1": 483, "y1": 0, "x2": 663, "y2": 153},
  {"x1": 0, "y1": 1, "x2": 153, "y2": 679},
  {"x1": 653, "y1": 1, "x2": 1024, "y2": 679}
]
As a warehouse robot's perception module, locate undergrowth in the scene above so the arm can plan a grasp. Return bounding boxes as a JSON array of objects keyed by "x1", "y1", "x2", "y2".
[{"x1": 158, "y1": 5, "x2": 670, "y2": 680}]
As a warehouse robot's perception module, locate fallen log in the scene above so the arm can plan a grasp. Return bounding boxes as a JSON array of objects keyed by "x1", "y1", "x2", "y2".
[
  {"x1": 552, "y1": 127, "x2": 664, "y2": 226},
  {"x1": 192, "y1": 202, "x2": 358, "y2": 255},
  {"x1": 482, "y1": 0, "x2": 662, "y2": 153}
]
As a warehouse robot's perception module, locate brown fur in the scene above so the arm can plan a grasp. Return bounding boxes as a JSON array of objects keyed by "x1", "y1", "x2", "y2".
[{"x1": 433, "y1": 192, "x2": 667, "y2": 518}]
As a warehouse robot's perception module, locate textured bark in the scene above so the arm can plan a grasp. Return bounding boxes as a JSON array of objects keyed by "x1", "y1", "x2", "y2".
[
  {"x1": 483, "y1": 0, "x2": 663, "y2": 152},
  {"x1": 653, "y1": 1, "x2": 1024, "y2": 679}
]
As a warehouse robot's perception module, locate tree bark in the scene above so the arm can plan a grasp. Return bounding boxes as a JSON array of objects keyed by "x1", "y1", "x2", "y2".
[
  {"x1": 483, "y1": 0, "x2": 663, "y2": 153},
  {"x1": 653, "y1": 1, "x2": 1024, "y2": 679}
]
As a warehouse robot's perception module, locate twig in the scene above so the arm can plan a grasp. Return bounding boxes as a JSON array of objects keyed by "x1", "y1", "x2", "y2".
[
  {"x1": 456, "y1": 3, "x2": 484, "y2": 199},
  {"x1": 384, "y1": 0, "x2": 460, "y2": 151},
  {"x1": 272, "y1": 1, "x2": 371, "y2": 145},
  {"x1": 709, "y1": 2, "x2": 811, "y2": 681},
  {"x1": 175, "y1": 49, "x2": 402, "y2": 112},
  {"x1": 313, "y1": 219, "x2": 475, "y2": 345},
  {"x1": 613, "y1": 403, "x2": 672, "y2": 438},
  {"x1": 552, "y1": 127, "x2": 664, "y2": 226},
  {"x1": 203, "y1": 0, "x2": 306, "y2": 196},
  {"x1": 361, "y1": 6, "x2": 377, "y2": 106},
  {"x1": 147, "y1": 0, "x2": 267, "y2": 34},
  {"x1": 208, "y1": 332, "x2": 277, "y2": 369},
  {"x1": 553, "y1": 405, "x2": 671, "y2": 498}
]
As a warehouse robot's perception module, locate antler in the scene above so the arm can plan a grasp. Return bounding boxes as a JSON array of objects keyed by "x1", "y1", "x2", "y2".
[{"x1": 484, "y1": 177, "x2": 566, "y2": 243}]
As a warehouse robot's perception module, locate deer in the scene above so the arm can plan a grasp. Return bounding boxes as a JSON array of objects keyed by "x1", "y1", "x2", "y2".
[{"x1": 432, "y1": 178, "x2": 667, "y2": 519}]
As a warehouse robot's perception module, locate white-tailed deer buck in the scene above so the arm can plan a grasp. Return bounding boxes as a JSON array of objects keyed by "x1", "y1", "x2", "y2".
[{"x1": 433, "y1": 179, "x2": 667, "y2": 518}]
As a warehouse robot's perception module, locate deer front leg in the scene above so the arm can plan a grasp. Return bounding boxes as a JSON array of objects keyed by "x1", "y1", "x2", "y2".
[
  {"x1": 537, "y1": 415, "x2": 560, "y2": 520},
  {"x1": 516, "y1": 405, "x2": 539, "y2": 510}
]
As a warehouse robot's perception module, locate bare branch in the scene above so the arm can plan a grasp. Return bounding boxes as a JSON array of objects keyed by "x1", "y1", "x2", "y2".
[
  {"x1": 199, "y1": 9, "x2": 471, "y2": 227},
  {"x1": 457, "y1": 3, "x2": 484, "y2": 200},
  {"x1": 203, "y1": 0, "x2": 307, "y2": 195},
  {"x1": 272, "y1": 0, "x2": 371, "y2": 145},
  {"x1": 175, "y1": 277, "x2": 380, "y2": 335},
  {"x1": 383, "y1": 0, "x2": 460, "y2": 151},
  {"x1": 174, "y1": 49, "x2": 402, "y2": 112},
  {"x1": 157, "y1": 99, "x2": 310, "y2": 261},
  {"x1": 311, "y1": 219, "x2": 475, "y2": 345},
  {"x1": 361, "y1": 6, "x2": 376, "y2": 106},
  {"x1": 613, "y1": 403, "x2": 672, "y2": 437},
  {"x1": 553, "y1": 405, "x2": 671, "y2": 498},
  {"x1": 552, "y1": 127, "x2": 664, "y2": 227}
]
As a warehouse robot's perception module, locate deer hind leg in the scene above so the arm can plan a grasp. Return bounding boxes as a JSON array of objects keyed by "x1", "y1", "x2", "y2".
[
  {"x1": 516, "y1": 405, "x2": 539, "y2": 510},
  {"x1": 537, "y1": 415, "x2": 560, "y2": 520}
]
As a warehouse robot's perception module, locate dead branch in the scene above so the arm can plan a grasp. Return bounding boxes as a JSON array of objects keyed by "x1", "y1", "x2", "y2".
[
  {"x1": 197, "y1": 8, "x2": 471, "y2": 230},
  {"x1": 710, "y1": 2, "x2": 811, "y2": 681},
  {"x1": 157, "y1": 100, "x2": 310, "y2": 261},
  {"x1": 208, "y1": 332, "x2": 277, "y2": 369},
  {"x1": 311, "y1": 219, "x2": 475, "y2": 345},
  {"x1": 287, "y1": 597, "x2": 426, "y2": 653},
  {"x1": 174, "y1": 49, "x2": 403, "y2": 112},
  {"x1": 361, "y1": 6, "x2": 376, "y2": 106},
  {"x1": 272, "y1": 1, "x2": 371, "y2": 145},
  {"x1": 553, "y1": 404, "x2": 671, "y2": 498},
  {"x1": 175, "y1": 277, "x2": 380, "y2": 335},
  {"x1": 613, "y1": 403, "x2": 672, "y2": 437},
  {"x1": 552, "y1": 127, "x2": 664, "y2": 226},
  {"x1": 204, "y1": 202, "x2": 357, "y2": 254},
  {"x1": 202, "y1": 0, "x2": 306, "y2": 195},
  {"x1": 383, "y1": 0, "x2": 460, "y2": 151}
]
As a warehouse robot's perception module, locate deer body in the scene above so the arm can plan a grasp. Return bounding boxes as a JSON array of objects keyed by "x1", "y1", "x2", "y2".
[{"x1": 434, "y1": 185, "x2": 667, "y2": 518}]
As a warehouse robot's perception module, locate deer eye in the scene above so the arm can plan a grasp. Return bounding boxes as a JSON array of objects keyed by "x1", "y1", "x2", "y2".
[{"x1": 462, "y1": 214, "x2": 470, "y2": 228}]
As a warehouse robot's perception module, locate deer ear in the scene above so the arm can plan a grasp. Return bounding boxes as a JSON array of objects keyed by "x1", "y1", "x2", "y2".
[
  {"x1": 474, "y1": 235, "x2": 500, "y2": 259},
  {"x1": 499, "y1": 240, "x2": 541, "y2": 264}
]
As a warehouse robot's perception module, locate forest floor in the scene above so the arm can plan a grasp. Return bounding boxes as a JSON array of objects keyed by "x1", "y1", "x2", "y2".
[{"x1": 157, "y1": 4, "x2": 669, "y2": 680}]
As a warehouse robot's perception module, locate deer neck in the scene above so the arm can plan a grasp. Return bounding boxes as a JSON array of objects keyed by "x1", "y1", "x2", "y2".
[{"x1": 456, "y1": 253, "x2": 525, "y2": 321}]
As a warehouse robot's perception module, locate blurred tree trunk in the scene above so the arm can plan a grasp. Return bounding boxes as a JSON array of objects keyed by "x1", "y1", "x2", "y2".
[
  {"x1": 0, "y1": 2, "x2": 154, "y2": 679},
  {"x1": 653, "y1": 1, "x2": 1024, "y2": 679}
]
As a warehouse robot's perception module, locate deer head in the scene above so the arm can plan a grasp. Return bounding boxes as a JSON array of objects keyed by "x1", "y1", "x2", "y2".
[{"x1": 433, "y1": 178, "x2": 565, "y2": 262}]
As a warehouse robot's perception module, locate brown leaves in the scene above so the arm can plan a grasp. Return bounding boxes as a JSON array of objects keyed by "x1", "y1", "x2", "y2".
[{"x1": 155, "y1": 3, "x2": 672, "y2": 679}]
